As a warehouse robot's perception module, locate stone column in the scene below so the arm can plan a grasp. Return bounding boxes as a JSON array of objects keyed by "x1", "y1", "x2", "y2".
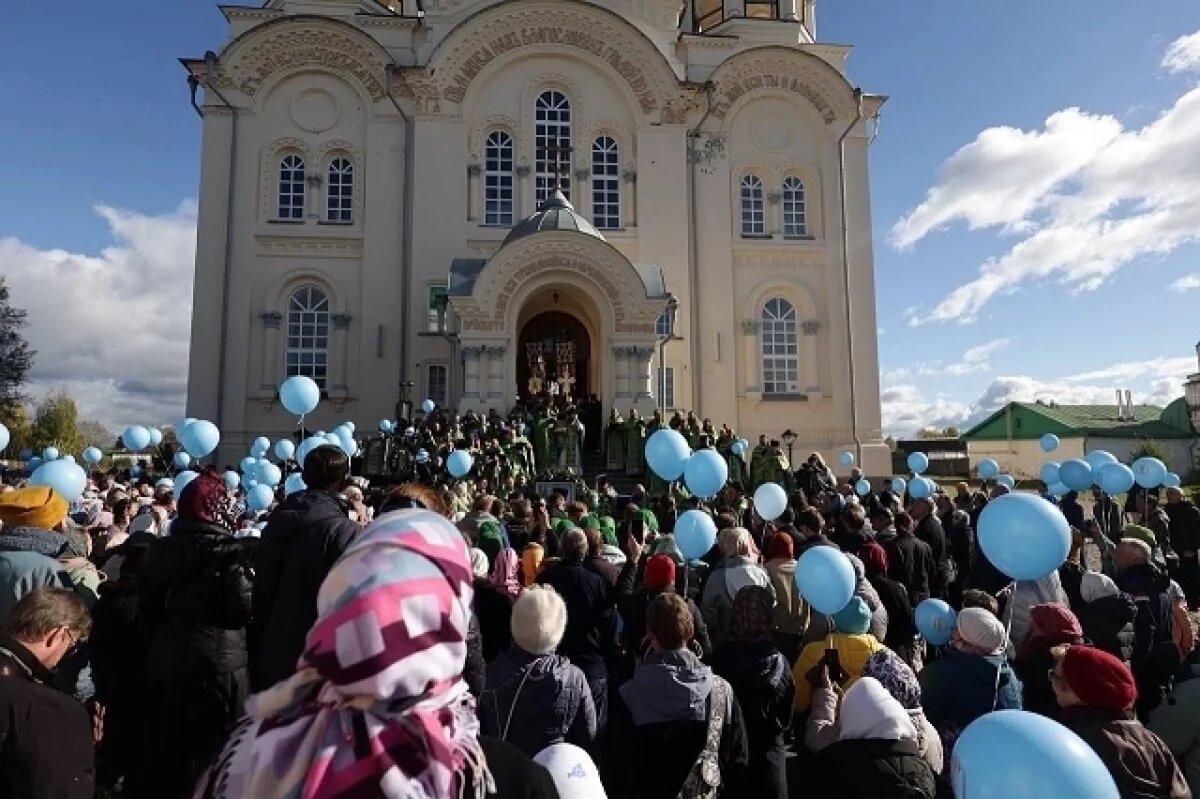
[
  {"x1": 259, "y1": 311, "x2": 282, "y2": 393},
  {"x1": 466, "y1": 161, "x2": 481, "y2": 222},
  {"x1": 633, "y1": 346, "x2": 655, "y2": 398},
  {"x1": 461, "y1": 346, "x2": 483, "y2": 403},
  {"x1": 802, "y1": 320, "x2": 821, "y2": 394},
  {"x1": 331, "y1": 313, "x2": 353, "y2": 401},
  {"x1": 623, "y1": 170, "x2": 637, "y2": 227},
  {"x1": 516, "y1": 165, "x2": 531, "y2": 217},
  {"x1": 485, "y1": 345, "x2": 506, "y2": 400},
  {"x1": 614, "y1": 346, "x2": 633, "y2": 400},
  {"x1": 742, "y1": 320, "x2": 760, "y2": 395}
]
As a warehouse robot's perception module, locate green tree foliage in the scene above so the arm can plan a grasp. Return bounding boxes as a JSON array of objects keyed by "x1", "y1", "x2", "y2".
[
  {"x1": 1129, "y1": 439, "x2": 1171, "y2": 464},
  {"x1": 0, "y1": 279, "x2": 34, "y2": 418},
  {"x1": 30, "y1": 391, "x2": 84, "y2": 455},
  {"x1": 76, "y1": 419, "x2": 113, "y2": 450}
]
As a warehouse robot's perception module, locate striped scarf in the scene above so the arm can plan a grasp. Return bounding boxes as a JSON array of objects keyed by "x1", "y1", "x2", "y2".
[{"x1": 199, "y1": 508, "x2": 491, "y2": 799}]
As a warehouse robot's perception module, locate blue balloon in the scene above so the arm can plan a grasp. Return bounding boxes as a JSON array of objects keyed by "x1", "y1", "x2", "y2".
[
  {"x1": 952, "y1": 710, "x2": 1119, "y2": 799},
  {"x1": 977, "y1": 492, "x2": 1071, "y2": 581},
  {"x1": 421, "y1": 399, "x2": 436, "y2": 414},
  {"x1": 1132, "y1": 456, "x2": 1168, "y2": 489},
  {"x1": 891, "y1": 477, "x2": 907, "y2": 496},
  {"x1": 855, "y1": 479, "x2": 872, "y2": 497},
  {"x1": 173, "y1": 470, "x2": 199, "y2": 501},
  {"x1": 284, "y1": 472, "x2": 307, "y2": 495},
  {"x1": 257, "y1": 461, "x2": 283, "y2": 487},
  {"x1": 683, "y1": 449, "x2": 728, "y2": 499},
  {"x1": 247, "y1": 483, "x2": 275, "y2": 512},
  {"x1": 753, "y1": 483, "x2": 788, "y2": 521},
  {"x1": 795, "y1": 546, "x2": 856, "y2": 616},
  {"x1": 731, "y1": 440, "x2": 746, "y2": 456},
  {"x1": 996, "y1": 474, "x2": 1016, "y2": 489},
  {"x1": 180, "y1": 420, "x2": 220, "y2": 459},
  {"x1": 223, "y1": 470, "x2": 241, "y2": 490},
  {"x1": 1097, "y1": 462, "x2": 1135, "y2": 495},
  {"x1": 250, "y1": 436, "x2": 271, "y2": 457},
  {"x1": 1048, "y1": 481, "x2": 1070, "y2": 497},
  {"x1": 274, "y1": 439, "x2": 296, "y2": 461},
  {"x1": 123, "y1": 425, "x2": 151, "y2": 452},
  {"x1": 82, "y1": 446, "x2": 102, "y2": 465},
  {"x1": 148, "y1": 427, "x2": 164, "y2": 447},
  {"x1": 240, "y1": 456, "x2": 258, "y2": 476},
  {"x1": 1058, "y1": 459, "x2": 1093, "y2": 492},
  {"x1": 839, "y1": 451, "x2": 855, "y2": 467},
  {"x1": 26, "y1": 456, "x2": 41, "y2": 473},
  {"x1": 977, "y1": 458, "x2": 1000, "y2": 480},
  {"x1": 379, "y1": 419, "x2": 394, "y2": 433},
  {"x1": 1084, "y1": 450, "x2": 1118, "y2": 476},
  {"x1": 173, "y1": 451, "x2": 192, "y2": 469},
  {"x1": 447, "y1": 449, "x2": 474, "y2": 478},
  {"x1": 1040, "y1": 462, "x2": 1060, "y2": 485},
  {"x1": 1040, "y1": 433, "x2": 1061, "y2": 453},
  {"x1": 245, "y1": 479, "x2": 258, "y2": 489},
  {"x1": 29, "y1": 460, "x2": 87, "y2": 502},
  {"x1": 645, "y1": 429, "x2": 691, "y2": 481},
  {"x1": 914, "y1": 599, "x2": 957, "y2": 646},
  {"x1": 42, "y1": 447, "x2": 59, "y2": 462},
  {"x1": 1164, "y1": 472, "x2": 1182, "y2": 488},
  {"x1": 330, "y1": 425, "x2": 356, "y2": 456},
  {"x1": 907, "y1": 451, "x2": 929, "y2": 474},
  {"x1": 295, "y1": 436, "x2": 328, "y2": 466},
  {"x1": 908, "y1": 476, "x2": 935, "y2": 499},
  {"x1": 280, "y1": 376, "x2": 321, "y2": 416},
  {"x1": 344, "y1": 421, "x2": 355, "y2": 433},
  {"x1": 0, "y1": 424, "x2": 9, "y2": 451},
  {"x1": 675, "y1": 510, "x2": 717, "y2": 560},
  {"x1": 62, "y1": 455, "x2": 75, "y2": 464}
]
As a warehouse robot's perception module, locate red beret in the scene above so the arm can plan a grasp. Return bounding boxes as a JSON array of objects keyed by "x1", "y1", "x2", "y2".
[
  {"x1": 643, "y1": 554, "x2": 676, "y2": 591},
  {"x1": 1062, "y1": 645, "x2": 1137, "y2": 712},
  {"x1": 766, "y1": 532, "x2": 794, "y2": 561}
]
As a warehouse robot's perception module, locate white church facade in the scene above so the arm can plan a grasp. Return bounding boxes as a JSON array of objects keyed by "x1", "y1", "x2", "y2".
[{"x1": 183, "y1": 0, "x2": 889, "y2": 472}]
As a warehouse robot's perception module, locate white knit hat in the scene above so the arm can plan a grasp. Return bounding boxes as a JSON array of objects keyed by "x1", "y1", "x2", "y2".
[
  {"x1": 511, "y1": 586, "x2": 567, "y2": 655},
  {"x1": 956, "y1": 607, "x2": 1007, "y2": 654},
  {"x1": 1081, "y1": 571, "x2": 1119, "y2": 603}
]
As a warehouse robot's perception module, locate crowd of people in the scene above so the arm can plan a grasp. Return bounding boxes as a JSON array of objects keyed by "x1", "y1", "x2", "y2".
[{"x1": 2, "y1": 409, "x2": 1200, "y2": 798}]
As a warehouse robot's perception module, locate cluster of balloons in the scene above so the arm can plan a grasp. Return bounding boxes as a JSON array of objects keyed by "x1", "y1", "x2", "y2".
[
  {"x1": 1039, "y1": 450, "x2": 1172, "y2": 497},
  {"x1": 120, "y1": 425, "x2": 163, "y2": 453},
  {"x1": 644, "y1": 429, "x2": 729, "y2": 500}
]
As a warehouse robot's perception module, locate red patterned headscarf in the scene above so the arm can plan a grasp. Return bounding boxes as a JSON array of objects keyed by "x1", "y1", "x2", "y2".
[{"x1": 177, "y1": 469, "x2": 238, "y2": 533}]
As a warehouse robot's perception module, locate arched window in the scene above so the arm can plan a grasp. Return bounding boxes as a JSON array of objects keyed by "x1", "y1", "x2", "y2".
[
  {"x1": 740, "y1": 174, "x2": 765, "y2": 236},
  {"x1": 484, "y1": 130, "x2": 515, "y2": 226},
  {"x1": 535, "y1": 90, "x2": 571, "y2": 205},
  {"x1": 761, "y1": 297, "x2": 798, "y2": 395},
  {"x1": 326, "y1": 158, "x2": 354, "y2": 223},
  {"x1": 278, "y1": 155, "x2": 306, "y2": 220},
  {"x1": 782, "y1": 176, "x2": 807, "y2": 238},
  {"x1": 286, "y1": 286, "x2": 330, "y2": 389},
  {"x1": 591, "y1": 136, "x2": 621, "y2": 229}
]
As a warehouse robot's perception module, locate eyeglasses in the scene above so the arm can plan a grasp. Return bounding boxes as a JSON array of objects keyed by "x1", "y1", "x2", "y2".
[{"x1": 62, "y1": 627, "x2": 83, "y2": 657}]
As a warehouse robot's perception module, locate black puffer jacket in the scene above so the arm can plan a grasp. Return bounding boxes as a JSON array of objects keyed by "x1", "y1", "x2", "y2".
[
  {"x1": 480, "y1": 647, "x2": 596, "y2": 758},
  {"x1": 711, "y1": 640, "x2": 793, "y2": 799},
  {"x1": 812, "y1": 738, "x2": 936, "y2": 798},
  {"x1": 250, "y1": 489, "x2": 358, "y2": 691},
  {"x1": 1079, "y1": 594, "x2": 1138, "y2": 663}
]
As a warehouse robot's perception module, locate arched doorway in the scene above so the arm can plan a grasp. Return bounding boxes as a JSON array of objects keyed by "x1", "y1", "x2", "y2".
[{"x1": 517, "y1": 310, "x2": 591, "y2": 402}]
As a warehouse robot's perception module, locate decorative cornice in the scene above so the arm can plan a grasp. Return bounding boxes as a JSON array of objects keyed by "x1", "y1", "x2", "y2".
[
  {"x1": 331, "y1": 313, "x2": 353, "y2": 330},
  {"x1": 614, "y1": 346, "x2": 639, "y2": 357},
  {"x1": 461, "y1": 346, "x2": 485, "y2": 360},
  {"x1": 632, "y1": 346, "x2": 655, "y2": 358},
  {"x1": 255, "y1": 235, "x2": 363, "y2": 259},
  {"x1": 708, "y1": 48, "x2": 859, "y2": 125},
  {"x1": 260, "y1": 311, "x2": 283, "y2": 329},
  {"x1": 483, "y1": 345, "x2": 507, "y2": 357}
]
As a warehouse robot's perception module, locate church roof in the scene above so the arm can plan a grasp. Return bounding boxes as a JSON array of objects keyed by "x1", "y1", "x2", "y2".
[{"x1": 501, "y1": 190, "x2": 605, "y2": 248}]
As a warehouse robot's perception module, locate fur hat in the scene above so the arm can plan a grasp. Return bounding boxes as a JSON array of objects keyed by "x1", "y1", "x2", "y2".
[
  {"x1": 0, "y1": 486, "x2": 69, "y2": 530},
  {"x1": 511, "y1": 586, "x2": 568, "y2": 655}
]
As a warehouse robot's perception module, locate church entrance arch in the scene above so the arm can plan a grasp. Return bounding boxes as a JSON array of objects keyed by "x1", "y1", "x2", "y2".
[{"x1": 517, "y1": 310, "x2": 592, "y2": 403}]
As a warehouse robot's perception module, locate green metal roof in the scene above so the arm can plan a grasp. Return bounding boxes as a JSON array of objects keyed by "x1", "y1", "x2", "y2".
[{"x1": 962, "y1": 400, "x2": 1196, "y2": 441}]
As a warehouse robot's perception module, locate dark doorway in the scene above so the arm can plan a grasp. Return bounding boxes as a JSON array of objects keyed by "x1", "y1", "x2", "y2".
[{"x1": 517, "y1": 311, "x2": 591, "y2": 402}]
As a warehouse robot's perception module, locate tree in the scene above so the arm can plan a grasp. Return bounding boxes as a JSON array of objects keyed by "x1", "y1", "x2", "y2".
[
  {"x1": 1129, "y1": 439, "x2": 1170, "y2": 464},
  {"x1": 0, "y1": 402, "x2": 32, "y2": 457},
  {"x1": 30, "y1": 391, "x2": 84, "y2": 455},
  {"x1": 77, "y1": 419, "x2": 113, "y2": 450},
  {"x1": 0, "y1": 278, "x2": 34, "y2": 418}
]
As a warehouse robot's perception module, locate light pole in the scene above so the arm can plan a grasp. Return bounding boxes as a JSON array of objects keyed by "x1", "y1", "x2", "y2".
[
  {"x1": 782, "y1": 428, "x2": 798, "y2": 469},
  {"x1": 657, "y1": 293, "x2": 679, "y2": 416},
  {"x1": 397, "y1": 380, "x2": 414, "y2": 422}
]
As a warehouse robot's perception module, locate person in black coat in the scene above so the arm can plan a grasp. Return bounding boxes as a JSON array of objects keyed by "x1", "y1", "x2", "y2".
[
  {"x1": 0, "y1": 588, "x2": 95, "y2": 799},
  {"x1": 1077, "y1": 571, "x2": 1137, "y2": 663},
  {"x1": 882, "y1": 512, "x2": 934, "y2": 606},
  {"x1": 617, "y1": 554, "x2": 712, "y2": 683},
  {"x1": 139, "y1": 470, "x2": 254, "y2": 798},
  {"x1": 250, "y1": 446, "x2": 359, "y2": 691},
  {"x1": 1115, "y1": 540, "x2": 1180, "y2": 718},
  {"x1": 910, "y1": 498, "x2": 949, "y2": 600},
  {"x1": 711, "y1": 586, "x2": 792, "y2": 799},
  {"x1": 860, "y1": 541, "x2": 919, "y2": 665}
]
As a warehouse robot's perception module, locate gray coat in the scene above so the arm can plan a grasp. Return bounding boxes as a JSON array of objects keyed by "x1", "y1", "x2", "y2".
[{"x1": 480, "y1": 647, "x2": 596, "y2": 758}]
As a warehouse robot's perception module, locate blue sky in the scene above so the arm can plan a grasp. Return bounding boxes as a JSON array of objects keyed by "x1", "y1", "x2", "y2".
[{"x1": 2, "y1": 0, "x2": 1200, "y2": 433}]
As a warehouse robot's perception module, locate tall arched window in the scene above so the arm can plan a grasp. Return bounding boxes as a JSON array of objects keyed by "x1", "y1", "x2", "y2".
[
  {"x1": 761, "y1": 297, "x2": 798, "y2": 395},
  {"x1": 740, "y1": 174, "x2": 765, "y2": 236},
  {"x1": 278, "y1": 155, "x2": 306, "y2": 220},
  {"x1": 591, "y1": 136, "x2": 620, "y2": 229},
  {"x1": 782, "y1": 176, "x2": 807, "y2": 238},
  {"x1": 326, "y1": 158, "x2": 354, "y2": 223},
  {"x1": 484, "y1": 130, "x2": 515, "y2": 226},
  {"x1": 535, "y1": 90, "x2": 571, "y2": 205},
  {"x1": 286, "y1": 286, "x2": 330, "y2": 389}
]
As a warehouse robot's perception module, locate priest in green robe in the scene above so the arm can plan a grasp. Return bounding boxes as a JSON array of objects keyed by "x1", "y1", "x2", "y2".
[
  {"x1": 623, "y1": 409, "x2": 646, "y2": 476},
  {"x1": 604, "y1": 409, "x2": 625, "y2": 472}
]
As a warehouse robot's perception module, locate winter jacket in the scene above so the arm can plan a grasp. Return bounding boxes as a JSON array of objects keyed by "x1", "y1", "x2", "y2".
[
  {"x1": 0, "y1": 527, "x2": 74, "y2": 618},
  {"x1": 480, "y1": 647, "x2": 596, "y2": 758},
  {"x1": 765, "y1": 556, "x2": 810, "y2": 636},
  {"x1": 618, "y1": 588, "x2": 711, "y2": 680},
  {"x1": 1149, "y1": 678, "x2": 1200, "y2": 798},
  {"x1": 1060, "y1": 706, "x2": 1190, "y2": 799},
  {"x1": 940, "y1": 509, "x2": 974, "y2": 583},
  {"x1": 913, "y1": 514, "x2": 949, "y2": 598},
  {"x1": 1080, "y1": 594, "x2": 1139, "y2": 663},
  {"x1": 473, "y1": 578, "x2": 515, "y2": 663},
  {"x1": 1008, "y1": 572, "x2": 1069, "y2": 655},
  {"x1": 0, "y1": 634, "x2": 95, "y2": 799},
  {"x1": 1118, "y1": 562, "x2": 1180, "y2": 715},
  {"x1": 607, "y1": 649, "x2": 750, "y2": 798},
  {"x1": 806, "y1": 681, "x2": 943, "y2": 775},
  {"x1": 1014, "y1": 645, "x2": 1063, "y2": 719},
  {"x1": 871, "y1": 574, "x2": 917, "y2": 653},
  {"x1": 918, "y1": 647, "x2": 1023, "y2": 743},
  {"x1": 250, "y1": 489, "x2": 358, "y2": 691},
  {"x1": 459, "y1": 737, "x2": 562, "y2": 799},
  {"x1": 711, "y1": 640, "x2": 794, "y2": 799},
  {"x1": 1165, "y1": 500, "x2": 1200, "y2": 554},
  {"x1": 700, "y1": 556, "x2": 774, "y2": 643},
  {"x1": 793, "y1": 633, "x2": 885, "y2": 713},
  {"x1": 882, "y1": 534, "x2": 934, "y2": 606},
  {"x1": 537, "y1": 558, "x2": 636, "y2": 681},
  {"x1": 812, "y1": 738, "x2": 936, "y2": 798}
]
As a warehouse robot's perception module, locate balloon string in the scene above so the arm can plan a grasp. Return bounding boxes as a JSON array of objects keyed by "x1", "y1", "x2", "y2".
[{"x1": 993, "y1": 579, "x2": 1017, "y2": 711}]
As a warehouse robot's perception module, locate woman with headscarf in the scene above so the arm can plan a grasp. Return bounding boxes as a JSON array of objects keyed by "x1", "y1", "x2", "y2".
[
  {"x1": 198, "y1": 506, "x2": 560, "y2": 799},
  {"x1": 139, "y1": 468, "x2": 254, "y2": 797},
  {"x1": 470, "y1": 548, "x2": 514, "y2": 664},
  {"x1": 860, "y1": 541, "x2": 920, "y2": 669},
  {"x1": 700, "y1": 527, "x2": 774, "y2": 644},
  {"x1": 711, "y1": 586, "x2": 793, "y2": 799},
  {"x1": 1078, "y1": 571, "x2": 1138, "y2": 663},
  {"x1": 918, "y1": 607, "x2": 1023, "y2": 752},
  {"x1": 763, "y1": 531, "x2": 809, "y2": 664},
  {"x1": 1014, "y1": 603, "x2": 1084, "y2": 718}
]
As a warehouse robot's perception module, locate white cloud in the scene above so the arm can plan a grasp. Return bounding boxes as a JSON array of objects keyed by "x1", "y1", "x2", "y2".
[
  {"x1": 0, "y1": 202, "x2": 196, "y2": 431},
  {"x1": 881, "y1": 336, "x2": 1010, "y2": 383},
  {"x1": 1163, "y1": 31, "x2": 1200, "y2": 74},
  {"x1": 1170, "y1": 274, "x2": 1200, "y2": 292},
  {"x1": 881, "y1": 384, "x2": 970, "y2": 438},
  {"x1": 896, "y1": 31, "x2": 1200, "y2": 325},
  {"x1": 1065, "y1": 355, "x2": 1195, "y2": 385}
]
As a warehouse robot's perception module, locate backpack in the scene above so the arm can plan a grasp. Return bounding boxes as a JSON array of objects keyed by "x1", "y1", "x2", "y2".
[{"x1": 676, "y1": 677, "x2": 727, "y2": 799}]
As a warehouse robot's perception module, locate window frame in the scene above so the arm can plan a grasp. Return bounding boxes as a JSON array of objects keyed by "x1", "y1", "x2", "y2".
[
  {"x1": 427, "y1": 285, "x2": 449, "y2": 333},
  {"x1": 760, "y1": 297, "x2": 799, "y2": 396},
  {"x1": 591, "y1": 135, "x2": 621, "y2": 230},
  {"x1": 740, "y1": 173, "x2": 766, "y2": 237},
  {"x1": 484, "y1": 130, "x2": 515, "y2": 226},
  {"x1": 658, "y1": 365, "x2": 676, "y2": 410},
  {"x1": 277, "y1": 154, "x2": 306, "y2": 221},
  {"x1": 744, "y1": 0, "x2": 779, "y2": 19},
  {"x1": 325, "y1": 157, "x2": 354, "y2": 224},
  {"x1": 782, "y1": 176, "x2": 808, "y2": 239},
  {"x1": 285, "y1": 285, "x2": 330, "y2": 390},
  {"x1": 534, "y1": 90, "x2": 572, "y2": 206},
  {"x1": 426, "y1": 363, "x2": 449, "y2": 408}
]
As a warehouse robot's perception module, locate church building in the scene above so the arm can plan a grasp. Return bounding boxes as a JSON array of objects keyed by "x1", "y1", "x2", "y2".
[{"x1": 183, "y1": 0, "x2": 889, "y2": 472}]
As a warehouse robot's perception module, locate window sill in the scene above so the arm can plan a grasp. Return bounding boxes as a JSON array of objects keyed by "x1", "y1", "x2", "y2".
[
  {"x1": 318, "y1": 220, "x2": 355, "y2": 226},
  {"x1": 762, "y1": 393, "x2": 808, "y2": 402},
  {"x1": 740, "y1": 233, "x2": 773, "y2": 240},
  {"x1": 269, "y1": 219, "x2": 306, "y2": 225},
  {"x1": 782, "y1": 235, "x2": 815, "y2": 241}
]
